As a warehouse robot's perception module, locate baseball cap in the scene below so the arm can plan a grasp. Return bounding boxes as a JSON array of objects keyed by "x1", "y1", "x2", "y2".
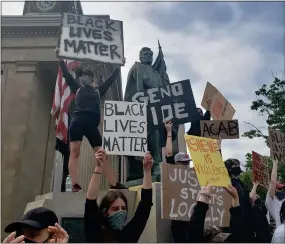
[
  {"x1": 203, "y1": 226, "x2": 231, "y2": 242},
  {"x1": 174, "y1": 152, "x2": 191, "y2": 163},
  {"x1": 5, "y1": 207, "x2": 58, "y2": 233}
]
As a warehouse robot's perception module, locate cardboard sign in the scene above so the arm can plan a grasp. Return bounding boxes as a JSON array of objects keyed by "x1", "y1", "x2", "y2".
[
  {"x1": 161, "y1": 163, "x2": 231, "y2": 226},
  {"x1": 268, "y1": 127, "x2": 285, "y2": 162},
  {"x1": 184, "y1": 135, "x2": 231, "y2": 187},
  {"x1": 131, "y1": 80, "x2": 198, "y2": 130},
  {"x1": 252, "y1": 151, "x2": 270, "y2": 187},
  {"x1": 103, "y1": 101, "x2": 147, "y2": 156},
  {"x1": 200, "y1": 120, "x2": 239, "y2": 139},
  {"x1": 58, "y1": 13, "x2": 124, "y2": 65},
  {"x1": 201, "y1": 82, "x2": 235, "y2": 120}
]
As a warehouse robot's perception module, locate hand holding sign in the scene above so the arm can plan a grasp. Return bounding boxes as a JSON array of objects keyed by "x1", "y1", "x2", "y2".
[
  {"x1": 165, "y1": 120, "x2": 173, "y2": 133},
  {"x1": 199, "y1": 184, "x2": 213, "y2": 204},
  {"x1": 143, "y1": 152, "x2": 153, "y2": 172},
  {"x1": 224, "y1": 185, "x2": 239, "y2": 207},
  {"x1": 95, "y1": 148, "x2": 107, "y2": 168}
]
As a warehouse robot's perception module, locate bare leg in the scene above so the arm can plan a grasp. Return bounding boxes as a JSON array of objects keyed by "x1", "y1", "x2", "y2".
[
  {"x1": 93, "y1": 146, "x2": 116, "y2": 186},
  {"x1": 69, "y1": 141, "x2": 81, "y2": 186}
]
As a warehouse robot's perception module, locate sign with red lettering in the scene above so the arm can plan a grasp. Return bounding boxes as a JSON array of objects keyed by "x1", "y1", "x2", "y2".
[
  {"x1": 58, "y1": 13, "x2": 124, "y2": 65},
  {"x1": 200, "y1": 120, "x2": 239, "y2": 139},
  {"x1": 201, "y1": 82, "x2": 235, "y2": 120},
  {"x1": 268, "y1": 127, "x2": 285, "y2": 163},
  {"x1": 184, "y1": 135, "x2": 231, "y2": 187},
  {"x1": 252, "y1": 151, "x2": 270, "y2": 187},
  {"x1": 161, "y1": 163, "x2": 231, "y2": 226}
]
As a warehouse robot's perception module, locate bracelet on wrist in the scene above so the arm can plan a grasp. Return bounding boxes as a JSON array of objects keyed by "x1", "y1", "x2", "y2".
[{"x1": 199, "y1": 192, "x2": 212, "y2": 200}]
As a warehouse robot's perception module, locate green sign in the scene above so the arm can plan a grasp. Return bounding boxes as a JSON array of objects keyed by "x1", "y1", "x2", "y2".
[{"x1": 61, "y1": 217, "x2": 85, "y2": 243}]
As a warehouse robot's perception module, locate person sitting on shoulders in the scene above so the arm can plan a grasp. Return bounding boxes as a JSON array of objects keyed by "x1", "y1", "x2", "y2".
[{"x1": 84, "y1": 148, "x2": 153, "y2": 243}]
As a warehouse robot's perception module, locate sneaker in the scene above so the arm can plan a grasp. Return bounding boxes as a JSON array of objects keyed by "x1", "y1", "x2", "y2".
[{"x1": 72, "y1": 183, "x2": 83, "y2": 192}]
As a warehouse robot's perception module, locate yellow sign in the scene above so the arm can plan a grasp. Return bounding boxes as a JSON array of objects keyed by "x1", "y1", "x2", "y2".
[{"x1": 184, "y1": 135, "x2": 230, "y2": 187}]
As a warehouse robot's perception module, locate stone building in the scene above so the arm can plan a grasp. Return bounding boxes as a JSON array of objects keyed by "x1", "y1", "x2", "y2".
[{"x1": 1, "y1": 0, "x2": 123, "y2": 237}]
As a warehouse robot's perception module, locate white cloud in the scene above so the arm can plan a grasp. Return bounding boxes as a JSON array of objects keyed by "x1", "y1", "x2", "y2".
[{"x1": 2, "y1": 1, "x2": 283, "y2": 164}]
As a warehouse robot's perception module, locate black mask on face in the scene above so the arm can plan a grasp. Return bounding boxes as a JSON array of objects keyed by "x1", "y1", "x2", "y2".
[{"x1": 230, "y1": 167, "x2": 242, "y2": 176}]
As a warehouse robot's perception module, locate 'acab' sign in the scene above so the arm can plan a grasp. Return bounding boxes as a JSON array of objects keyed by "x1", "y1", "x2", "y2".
[
  {"x1": 58, "y1": 13, "x2": 124, "y2": 65},
  {"x1": 131, "y1": 80, "x2": 198, "y2": 130}
]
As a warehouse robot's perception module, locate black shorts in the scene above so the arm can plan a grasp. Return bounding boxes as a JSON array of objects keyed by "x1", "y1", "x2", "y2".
[{"x1": 69, "y1": 114, "x2": 102, "y2": 148}]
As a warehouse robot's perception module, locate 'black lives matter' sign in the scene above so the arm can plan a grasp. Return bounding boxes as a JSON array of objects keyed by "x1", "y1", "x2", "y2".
[
  {"x1": 58, "y1": 13, "x2": 124, "y2": 65},
  {"x1": 103, "y1": 101, "x2": 147, "y2": 157},
  {"x1": 131, "y1": 80, "x2": 198, "y2": 131}
]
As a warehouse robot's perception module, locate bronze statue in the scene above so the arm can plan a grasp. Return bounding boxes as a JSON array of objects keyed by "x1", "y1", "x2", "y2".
[{"x1": 124, "y1": 42, "x2": 177, "y2": 181}]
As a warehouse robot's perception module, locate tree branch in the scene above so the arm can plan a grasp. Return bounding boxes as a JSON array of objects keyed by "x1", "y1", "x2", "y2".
[{"x1": 243, "y1": 121, "x2": 266, "y2": 137}]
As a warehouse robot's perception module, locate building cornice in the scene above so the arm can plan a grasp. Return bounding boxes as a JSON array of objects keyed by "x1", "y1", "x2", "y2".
[{"x1": 1, "y1": 14, "x2": 111, "y2": 38}]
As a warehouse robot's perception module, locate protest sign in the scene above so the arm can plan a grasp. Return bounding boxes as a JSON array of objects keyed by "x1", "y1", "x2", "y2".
[
  {"x1": 184, "y1": 135, "x2": 231, "y2": 187},
  {"x1": 201, "y1": 82, "x2": 235, "y2": 120},
  {"x1": 268, "y1": 127, "x2": 285, "y2": 162},
  {"x1": 131, "y1": 79, "x2": 198, "y2": 130},
  {"x1": 103, "y1": 101, "x2": 147, "y2": 156},
  {"x1": 161, "y1": 163, "x2": 231, "y2": 226},
  {"x1": 200, "y1": 120, "x2": 239, "y2": 139},
  {"x1": 252, "y1": 151, "x2": 270, "y2": 187},
  {"x1": 58, "y1": 13, "x2": 124, "y2": 65}
]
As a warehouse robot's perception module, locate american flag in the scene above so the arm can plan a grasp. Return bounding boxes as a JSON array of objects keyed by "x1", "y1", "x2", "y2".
[{"x1": 51, "y1": 60, "x2": 79, "y2": 144}]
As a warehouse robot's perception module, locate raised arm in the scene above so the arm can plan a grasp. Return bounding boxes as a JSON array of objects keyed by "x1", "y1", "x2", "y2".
[
  {"x1": 59, "y1": 60, "x2": 80, "y2": 93},
  {"x1": 84, "y1": 148, "x2": 105, "y2": 243},
  {"x1": 164, "y1": 121, "x2": 173, "y2": 158},
  {"x1": 102, "y1": 155, "x2": 117, "y2": 187},
  {"x1": 249, "y1": 182, "x2": 259, "y2": 206},
  {"x1": 268, "y1": 159, "x2": 278, "y2": 198},
  {"x1": 97, "y1": 67, "x2": 120, "y2": 97},
  {"x1": 123, "y1": 152, "x2": 153, "y2": 242}
]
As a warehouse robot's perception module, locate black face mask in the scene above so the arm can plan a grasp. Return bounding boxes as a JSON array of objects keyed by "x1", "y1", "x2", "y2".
[{"x1": 231, "y1": 167, "x2": 242, "y2": 176}]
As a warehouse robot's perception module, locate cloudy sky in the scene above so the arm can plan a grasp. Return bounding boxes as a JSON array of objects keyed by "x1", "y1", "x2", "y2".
[{"x1": 2, "y1": 1, "x2": 284, "y2": 166}]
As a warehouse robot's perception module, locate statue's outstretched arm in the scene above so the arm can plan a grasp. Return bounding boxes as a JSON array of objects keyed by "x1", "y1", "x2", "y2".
[{"x1": 97, "y1": 67, "x2": 120, "y2": 97}]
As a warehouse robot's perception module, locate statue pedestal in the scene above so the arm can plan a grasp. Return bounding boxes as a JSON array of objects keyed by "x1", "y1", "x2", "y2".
[{"x1": 23, "y1": 183, "x2": 172, "y2": 243}]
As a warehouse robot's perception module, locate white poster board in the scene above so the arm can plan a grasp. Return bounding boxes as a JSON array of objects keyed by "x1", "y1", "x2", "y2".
[
  {"x1": 58, "y1": 13, "x2": 124, "y2": 65},
  {"x1": 103, "y1": 101, "x2": 147, "y2": 156}
]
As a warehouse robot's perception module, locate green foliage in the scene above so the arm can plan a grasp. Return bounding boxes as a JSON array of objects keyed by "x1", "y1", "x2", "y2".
[{"x1": 241, "y1": 77, "x2": 285, "y2": 194}]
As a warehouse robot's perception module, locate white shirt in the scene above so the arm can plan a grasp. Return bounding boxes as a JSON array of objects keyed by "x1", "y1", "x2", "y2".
[
  {"x1": 272, "y1": 224, "x2": 285, "y2": 243},
  {"x1": 265, "y1": 193, "x2": 284, "y2": 227}
]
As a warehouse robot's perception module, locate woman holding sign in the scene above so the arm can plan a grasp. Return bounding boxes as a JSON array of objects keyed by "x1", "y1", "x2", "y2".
[
  {"x1": 56, "y1": 49, "x2": 121, "y2": 191},
  {"x1": 84, "y1": 148, "x2": 153, "y2": 242}
]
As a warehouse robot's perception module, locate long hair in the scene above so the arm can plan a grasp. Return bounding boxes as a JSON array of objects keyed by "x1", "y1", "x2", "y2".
[
  {"x1": 99, "y1": 190, "x2": 128, "y2": 227},
  {"x1": 280, "y1": 200, "x2": 285, "y2": 223}
]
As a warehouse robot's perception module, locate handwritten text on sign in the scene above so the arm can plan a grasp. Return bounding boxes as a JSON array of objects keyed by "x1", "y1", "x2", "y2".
[
  {"x1": 185, "y1": 135, "x2": 230, "y2": 187},
  {"x1": 58, "y1": 13, "x2": 124, "y2": 65},
  {"x1": 131, "y1": 80, "x2": 198, "y2": 130},
  {"x1": 201, "y1": 82, "x2": 235, "y2": 120},
  {"x1": 200, "y1": 120, "x2": 239, "y2": 139},
  {"x1": 268, "y1": 128, "x2": 285, "y2": 163},
  {"x1": 161, "y1": 163, "x2": 231, "y2": 226},
  {"x1": 103, "y1": 101, "x2": 147, "y2": 156},
  {"x1": 252, "y1": 151, "x2": 270, "y2": 187}
]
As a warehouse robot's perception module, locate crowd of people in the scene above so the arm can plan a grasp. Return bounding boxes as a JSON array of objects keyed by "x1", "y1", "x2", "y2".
[{"x1": 3, "y1": 56, "x2": 284, "y2": 243}]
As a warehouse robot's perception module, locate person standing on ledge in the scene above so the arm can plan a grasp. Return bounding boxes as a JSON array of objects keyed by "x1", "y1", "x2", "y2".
[
  {"x1": 55, "y1": 48, "x2": 121, "y2": 192},
  {"x1": 187, "y1": 107, "x2": 211, "y2": 136}
]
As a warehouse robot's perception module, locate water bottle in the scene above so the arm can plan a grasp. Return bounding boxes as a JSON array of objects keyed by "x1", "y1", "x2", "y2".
[{"x1": 65, "y1": 175, "x2": 72, "y2": 192}]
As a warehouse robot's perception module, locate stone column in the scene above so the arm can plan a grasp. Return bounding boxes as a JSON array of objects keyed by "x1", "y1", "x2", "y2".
[{"x1": 2, "y1": 61, "x2": 54, "y2": 235}]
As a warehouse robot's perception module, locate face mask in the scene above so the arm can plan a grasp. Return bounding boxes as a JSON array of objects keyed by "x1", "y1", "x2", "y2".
[
  {"x1": 231, "y1": 167, "x2": 242, "y2": 176},
  {"x1": 107, "y1": 210, "x2": 127, "y2": 230},
  {"x1": 81, "y1": 75, "x2": 93, "y2": 86}
]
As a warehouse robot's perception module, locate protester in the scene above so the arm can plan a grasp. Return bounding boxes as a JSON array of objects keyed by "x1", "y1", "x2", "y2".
[
  {"x1": 265, "y1": 158, "x2": 284, "y2": 227},
  {"x1": 187, "y1": 107, "x2": 211, "y2": 136},
  {"x1": 271, "y1": 201, "x2": 285, "y2": 242},
  {"x1": 56, "y1": 48, "x2": 121, "y2": 192},
  {"x1": 84, "y1": 148, "x2": 153, "y2": 242},
  {"x1": 224, "y1": 158, "x2": 254, "y2": 241},
  {"x1": 185, "y1": 184, "x2": 244, "y2": 242},
  {"x1": 249, "y1": 182, "x2": 272, "y2": 242},
  {"x1": 4, "y1": 207, "x2": 68, "y2": 243}
]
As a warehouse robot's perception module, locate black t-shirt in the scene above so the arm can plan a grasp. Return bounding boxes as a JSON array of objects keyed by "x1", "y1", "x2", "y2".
[{"x1": 59, "y1": 61, "x2": 120, "y2": 120}]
